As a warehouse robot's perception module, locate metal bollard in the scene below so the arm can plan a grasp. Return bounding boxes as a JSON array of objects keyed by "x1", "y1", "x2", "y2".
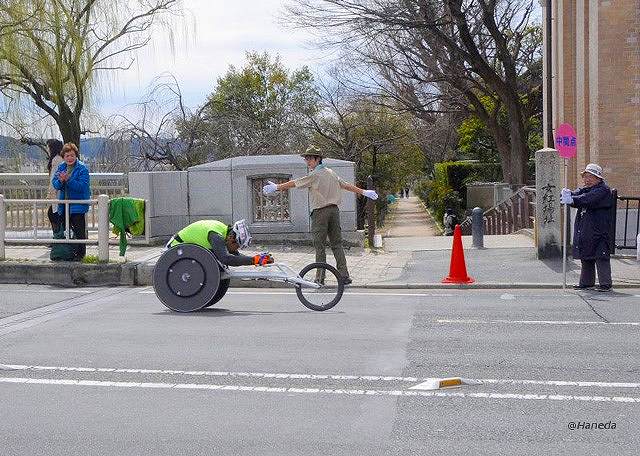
[
  {"x1": 97, "y1": 194, "x2": 110, "y2": 263},
  {"x1": 472, "y1": 207, "x2": 484, "y2": 249},
  {"x1": 0, "y1": 194, "x2": 5, "y2": 261}
]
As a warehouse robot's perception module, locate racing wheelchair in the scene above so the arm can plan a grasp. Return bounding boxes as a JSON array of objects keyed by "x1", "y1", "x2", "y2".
[{"x1": 153, "y1": 244, "x2": 345, "y2": 312}]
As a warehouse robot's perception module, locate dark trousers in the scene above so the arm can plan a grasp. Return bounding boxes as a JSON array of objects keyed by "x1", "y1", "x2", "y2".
[
  {"x1": 579, "y1": 259, "x2": 612, "y2": 288},
  {"x1": 47, "y1": 206, "x2": 61, "y2": 232},
  {"x1": 69, "y1": 213, "x2": 87, "y2": 259},
  {"x1": 311, "y1": 205, "x2": 349, "y2": 280}
]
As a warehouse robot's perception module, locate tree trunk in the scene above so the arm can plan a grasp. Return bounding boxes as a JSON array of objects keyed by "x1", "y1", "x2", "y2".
[
  {"x1": 57, "y1": 105, "x2": 82, "y2": 147},
  {"x1": 505, "y1": 97, "x2": 530, "y2": 186}
]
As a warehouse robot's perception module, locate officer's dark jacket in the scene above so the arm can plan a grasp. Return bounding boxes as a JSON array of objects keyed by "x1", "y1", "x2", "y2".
[{"x1": 570, "y1": 181, "x2": 613, "y2": 260}]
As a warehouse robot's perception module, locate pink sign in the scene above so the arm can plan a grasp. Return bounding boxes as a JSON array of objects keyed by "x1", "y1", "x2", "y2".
[{"x1": 555, "y1": 123, "x2": 577, "y2": 158}]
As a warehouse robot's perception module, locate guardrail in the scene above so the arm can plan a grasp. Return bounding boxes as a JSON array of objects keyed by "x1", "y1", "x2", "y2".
[
  {"x1": 0, "y1": 173, "x2": 127, "y2": 231},
  {"x1": 460, "y1": 186, "x2": 536, "y2": 235},
  {"x1": 0, "y1": 194, "x2": 150, "y2": 262},
  {"x1": 0, "y1": 194, "x2": 110, "y2": 262}
]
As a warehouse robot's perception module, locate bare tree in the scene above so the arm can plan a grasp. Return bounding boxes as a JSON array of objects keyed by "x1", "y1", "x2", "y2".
[
  {"x1": 0, "y1": 0, "x2": 183, "y2": 146},
  {"x1": 286, "y1": 0, "x2": 542, "y2": 185},
  {"x1": 307, "y1": 75, "x2": 425, "y2": 227},
  {"x1": 106, "y1": 74, "x2": 212, "y2": 171}
]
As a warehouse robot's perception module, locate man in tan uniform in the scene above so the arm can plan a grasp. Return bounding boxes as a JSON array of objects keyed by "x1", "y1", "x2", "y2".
[{"x1": 263, "y1": 146, "x2": 378, "y2": 284}]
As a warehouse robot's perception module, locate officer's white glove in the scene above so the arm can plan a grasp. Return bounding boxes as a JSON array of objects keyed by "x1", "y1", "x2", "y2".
[
  {"x1": 560, "y1": 188, "x2": 573, "y2": 204},
  {"x1": 263, "y1": 181, "x2": 278, "y2": 195},
  {"x1": 362, "y1": 190, "x2": 378, "y2": 200}
]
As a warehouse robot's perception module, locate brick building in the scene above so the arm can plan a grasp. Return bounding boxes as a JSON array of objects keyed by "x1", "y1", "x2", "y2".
[{"x1": 543, "y1": 0, "x2": 640, "y2": 196}]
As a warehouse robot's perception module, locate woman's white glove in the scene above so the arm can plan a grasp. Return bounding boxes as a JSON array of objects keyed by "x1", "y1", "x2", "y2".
[
  {"x1": 560, "y1": 188, "x2": 573, "y2": 204},
  {"x1": 262, "y1": 181, "x2": 278, "y2": 195},
  {"x1": 362, "y1": 190, "x2": 379, "y2": 200}
]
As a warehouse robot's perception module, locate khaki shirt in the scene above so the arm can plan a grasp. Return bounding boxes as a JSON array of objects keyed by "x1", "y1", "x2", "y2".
[{"x1": 294, "y1": 166, "x2": 346, "y2": 211}]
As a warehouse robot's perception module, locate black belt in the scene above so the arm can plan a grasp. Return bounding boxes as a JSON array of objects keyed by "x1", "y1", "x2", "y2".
[{"x1": 313, "y1": 204, "x2": 338, "y2": 213}]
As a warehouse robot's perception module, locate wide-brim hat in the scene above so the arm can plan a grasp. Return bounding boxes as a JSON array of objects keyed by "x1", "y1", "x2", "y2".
[
  {"x1": 581, "y1": 163, "x2": 603, "y2": 179},
  {"x1": 300, "y1": 145, "x2": 323, "y2": 158}
]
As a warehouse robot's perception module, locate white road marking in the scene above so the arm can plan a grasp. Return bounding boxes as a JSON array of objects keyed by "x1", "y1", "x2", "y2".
[
  {"x1": 4, "y1": 289, "x2": 92, "y2": 294},
  {"x1": 436, "y1": 319, "x2": 640, "y2": 327},
  {"x1": 2, "y1": 363, "x2": 640, "y2": 389},
  {"x1": 139, "y1": 290, "x2": 455, "y2": 297},
  {"x1": 0, "y1": 363, "x2": 418, "y2": 382},
  {"x1": 1, "y1": 376, "x2": 639, "y2": 403},
  {"x1": 500, "y1": 294, "x2": 516, "y2": 300}
]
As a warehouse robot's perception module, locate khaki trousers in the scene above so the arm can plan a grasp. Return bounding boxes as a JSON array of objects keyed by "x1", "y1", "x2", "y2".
[{"x1": 311, "y1": 204, "x2": 349, "y2": 280}]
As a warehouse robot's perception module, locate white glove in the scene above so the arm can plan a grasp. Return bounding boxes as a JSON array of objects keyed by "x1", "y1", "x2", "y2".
[
  {"x1": 362, "y1": 189, "x2": 378, "y2": 200},
  {"x1": 262, "y1": 181, "x2": 278, "y2": 195},
  {"x1": 561, "y1": 188, "x2": 572, "y2": 198},
  {"x1": 560, "y1": 194, "x2": 573, "y2": 204}
]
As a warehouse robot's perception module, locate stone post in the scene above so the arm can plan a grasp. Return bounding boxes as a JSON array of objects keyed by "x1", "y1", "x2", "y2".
[
  {"x1": 472, "y1": 207, "x2": 484, "y2": 248},
  {"x1": 0, "y1": 194, "x2": 5, "y2": 261},
  {"x1": 97, "y1": 194, "x2": 110, "y2": 263},
  {"x1": 535, "y1": 148, "x2": 562, "y2": 258},
  {"x1": 366, "y1": 175, "x2": 375, "y2": 247}
]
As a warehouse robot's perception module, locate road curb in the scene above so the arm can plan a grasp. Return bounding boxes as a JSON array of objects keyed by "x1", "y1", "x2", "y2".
[
  {"x1": 0, "y1": 262, "x2": 137, "y2": 287},
  {"x1": 358, "y1": 282, "x2": 640, "y2": 289}
]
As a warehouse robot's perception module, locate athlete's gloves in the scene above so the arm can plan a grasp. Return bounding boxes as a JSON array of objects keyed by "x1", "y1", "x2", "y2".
[
  {"x1": 263, "y1": 181, "x2": 278, "y2": 195},
  {"x1": 252, "y1": 252, "x2": 274, "y2": 266},
  {"x1": 362, "y1": 189, "x2": 379, "y2": 200}
]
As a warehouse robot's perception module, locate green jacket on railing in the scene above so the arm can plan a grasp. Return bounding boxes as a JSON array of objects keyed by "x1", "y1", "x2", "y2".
[{"x1": 109, "y1": 197, "x2": 145, "y2": 256}]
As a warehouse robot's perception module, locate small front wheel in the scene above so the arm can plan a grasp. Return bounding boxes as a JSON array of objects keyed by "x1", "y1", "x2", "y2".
[{"x1": 295, "y1": 262, "x2": 345, "y2": 311}]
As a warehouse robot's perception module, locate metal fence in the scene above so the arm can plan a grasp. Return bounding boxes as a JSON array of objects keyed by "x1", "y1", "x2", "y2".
[
  {"x1": 613, "y1": 191, "x2": 640, "y2": 250},
  {"x1": 0, "y1": 173, "x2": 127, "y2": 231},
  {"x1": 460, "y1": 186, "x2": 536, "y2": 235},
  {"x1": 0, "y1": 195, "x2": 110, "y2": 261}
]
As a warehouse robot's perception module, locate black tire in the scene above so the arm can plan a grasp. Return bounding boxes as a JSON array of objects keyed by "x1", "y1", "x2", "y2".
[
  {"x1": 203, "y1": 277, "x2": 230, "y2": 308},
  {"x1": 295, "y1": 262, "x2": 344, "y2": 311},
  {"x1": 153, "y1": 245, "x2": 220, "y2": 313}
]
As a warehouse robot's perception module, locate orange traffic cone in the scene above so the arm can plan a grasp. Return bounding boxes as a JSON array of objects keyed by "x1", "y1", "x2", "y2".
[{"x1": 442, "y1": 224, "x2": 474, "y2": 284}]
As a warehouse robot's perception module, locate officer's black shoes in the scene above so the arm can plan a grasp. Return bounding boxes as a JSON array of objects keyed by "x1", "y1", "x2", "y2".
[
  {"x1": 595, "y1": 285, "x2": 612, "y2": 292},
  {"x1": 572, "y1": 284, "x2": 593, "y2": 290},
  {"x1": 342, "y1": 277, "x2": 353, "y2": 285}
]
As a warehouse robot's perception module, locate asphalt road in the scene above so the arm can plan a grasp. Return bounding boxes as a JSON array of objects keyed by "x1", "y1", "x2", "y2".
[{"x1": 1, "y1": 284, "x2": 639, "y2": 455}]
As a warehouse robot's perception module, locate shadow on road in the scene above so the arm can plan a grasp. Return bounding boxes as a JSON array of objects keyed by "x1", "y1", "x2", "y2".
[{"x1": 153, "y1": 308, "x2": 345, "y2": 317}]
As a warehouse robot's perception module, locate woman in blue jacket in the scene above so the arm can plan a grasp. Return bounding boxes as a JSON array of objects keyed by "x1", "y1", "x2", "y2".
[
  {"x1": 561, "y1": 163, "x2": 613, "y2": 291},
  {"x1": 52, "y1": 142, "x2": 91, "y2": 260}
]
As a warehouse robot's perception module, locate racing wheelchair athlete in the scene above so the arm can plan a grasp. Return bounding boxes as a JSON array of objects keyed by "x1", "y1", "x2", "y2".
[{"x1": 154, "y1": 219, "x2": 345, "y2": 312}]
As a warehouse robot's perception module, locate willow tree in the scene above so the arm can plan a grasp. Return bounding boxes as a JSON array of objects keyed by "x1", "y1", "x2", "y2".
[{"x1": 0, "y1": 0, "x2": 182, "y2": 146}]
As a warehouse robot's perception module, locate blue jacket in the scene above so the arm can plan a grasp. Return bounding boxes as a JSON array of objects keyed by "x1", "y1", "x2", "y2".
[
  {"x1": 570, "y1": 181, "x2": 613, "y2": 260},
  {"x1": 52, "y1": 160, "x2": 91, "y2": 215}
]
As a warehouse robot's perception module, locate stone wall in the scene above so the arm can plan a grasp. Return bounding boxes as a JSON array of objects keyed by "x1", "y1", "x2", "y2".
[{"x1": 129, "y1": 155, "x2": 363, "y2": 246}]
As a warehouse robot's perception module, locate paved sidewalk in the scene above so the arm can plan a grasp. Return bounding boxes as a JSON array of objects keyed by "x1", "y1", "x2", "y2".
[
  {"x1": 383, "y1": 196, "x2": 438, "y2": 237},
  {"x1": 1, "y1": 196, "x2": 638, "y2": 288}
]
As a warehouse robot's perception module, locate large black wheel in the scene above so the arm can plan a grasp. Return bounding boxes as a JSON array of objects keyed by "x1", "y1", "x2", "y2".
[
  {"x1": 153, "y1": 244, "x2": 220, "y2": 312},
  {"x1": 295, "y1": 262, "x2": 345, "y2": 311},
  {"x1": 203, "y1": 277, "x2": 230, "y2": 308}
]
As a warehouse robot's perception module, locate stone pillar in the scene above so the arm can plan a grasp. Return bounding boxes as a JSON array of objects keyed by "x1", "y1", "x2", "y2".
[{"x1": 535, "y1": 148, "x2": 562, "y2": 259}]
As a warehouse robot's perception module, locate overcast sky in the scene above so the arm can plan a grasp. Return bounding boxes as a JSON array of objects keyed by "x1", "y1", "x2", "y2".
[{"x1": 97, "y1": 0, "x2": 324, "y2": 116}]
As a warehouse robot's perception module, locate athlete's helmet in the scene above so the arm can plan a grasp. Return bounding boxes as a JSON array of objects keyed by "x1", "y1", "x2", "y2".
[{"x1": 231, "y1": 219, "x2": 251, "y2": 249}]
